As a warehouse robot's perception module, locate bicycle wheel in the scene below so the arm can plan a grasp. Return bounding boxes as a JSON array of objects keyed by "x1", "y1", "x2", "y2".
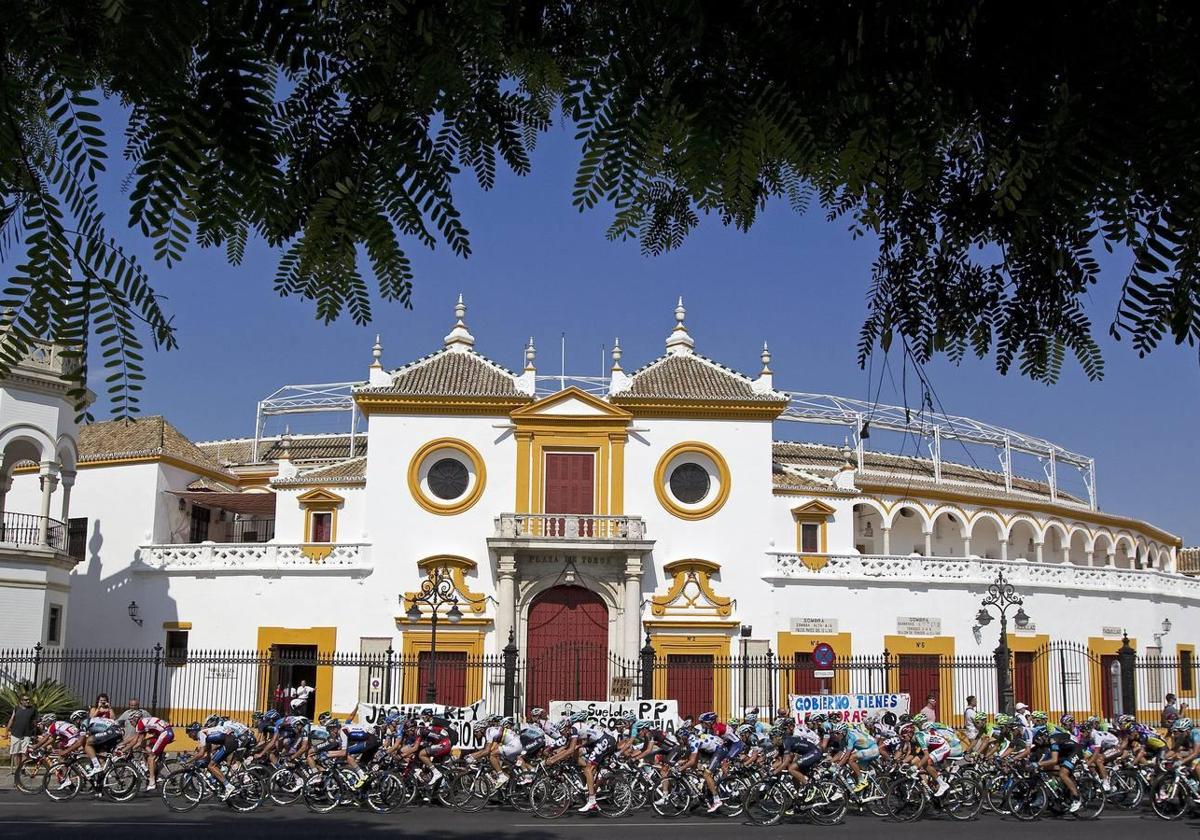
[
  {"x1": 716, "y1": 776, "x2": 748, "y2": 818},
  {"x1": 862, "y1": 774, "x2": 890, "y2": 818},
  {"x1": 1073, "y1": 775, "x2": 1105, "y2": 820},
  {"x1": 440, "y1": 768, "x2": 475, "y2": 809},
  {"x1": 15, "y1": 761, "x2": 49, "y2": 795},
  {"x1": 226, "y1": 770, "x2": 266, "y2": 812},
  {"x1": 1006, "y1": 778, "x2": 1046, "y2": 821},
  {"x1": 302, "y1": 772, "x2": 340, "y2": 814},
  {"x1": 942, "y1": 777, "x2": 982, "y2": 821},
  {"x1": 983, "y1": 773, "x2": 1013, "y2": 815},
  {"x1": 42, "y1": 761, "x2": 83, "y2": 801},
  {"x1": 161, "y1": 770, "x2": 205, "y2": 813},
  {"x1": 531, "y1": 776, "x2": 572, "y2": 819},
  {"x1": 366, "y1": 771, "x2": 407, "y2": 814},
  {"x1": 1107, "y1": 767, "x2": 1144, "y2": 810},
  {"x1": 651, "y1": 775, "x2": 693, "y2": 818},
  {"x1": 103, "y1": 761, "x2": 142, "y2": 802},
  {"x1": 808, "y1": 778, "x2": 848, "y2": 826},
  {"x1": 596, "y1": 772, "x2": 634, "y2": 818},
  {"x1": 269, "y1": 765, "x2": 306, "y2": 806},
  {"x1": 744, "y1": 780, "x2": 790, "y2": 826},
  {"x1": 458, "y1": 772, "x2": 494, "y2": 813},
  {"x1": 1151, "y1": 776, "x2": 1190, "y2": 821},
  {"x1": 883, "y1": 775, "x2": 926, "y2": 823}
]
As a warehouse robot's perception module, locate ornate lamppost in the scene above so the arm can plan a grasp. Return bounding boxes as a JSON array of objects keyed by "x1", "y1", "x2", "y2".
[
  {"x1": 403, "y1": 567, "x2": 463, "y2": 703},
  {"x1": 974, "y1": 570, "x2": 1031, "y2": 714}
]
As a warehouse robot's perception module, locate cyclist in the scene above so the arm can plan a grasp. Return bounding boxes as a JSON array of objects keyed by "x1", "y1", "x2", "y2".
[
  {"x1": 416, "y1": 708, "x2": 454, "y2": 783},
  {"x1": 570, "y1": 711, "x2": 617, "y2": 813},
  {"x1": 777, "y1": 722, "x2": 823, "y2": 788},
  {"x1": 31, "y1": 714, "x2": 85, "y2": 790},
  {"x1": 1166, "y1": 716, "x2": 1200, "y2": 794},
  {"x1": 1032, "y1": 725, "x2": 1081, "y2": 812},
  {"x1": 186, "y1": 720, "x2": 237, "y2": 799},
  {"x1": 467, "y1": 715, "x2": 527, "y2": 792},
  {"x1": 118, "y1": 709, "x2": 173, "y2": 790},
  {"x1": 832, "y1": 720, "x2": 878, "y2": 792},
  {"x1": 77, "y1": 709, "x2": 123, "y2": 777},
  {"x1": 692, "y1": 712, "x2": 727, "y2": 813},
  {"x1": 1081, "y1": 717, "x2": 1117, "y2": 791},
  {"x1": 907, "y1": 720, "x2": 951, "y2": 797},
  {"x1": 327, "y1": 718, "x2": 381, "y2": 787}
]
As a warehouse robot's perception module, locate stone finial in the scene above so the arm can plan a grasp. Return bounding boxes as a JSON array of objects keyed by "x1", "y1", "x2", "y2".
[
  {"x1": 752, "y1": 340, "x2": 775, "y2": 394},
  {"x1": 276, "y1": 426, "x2": 298, "y2": 480},
  {"x1": 665, "y1": 296, "x2": 694, "y2": 355},
  {"x1": 370, "y1": 334, "x2": 383, "y2": 369},
  {"x1": 524, "y1": 336, "x2": 536, "y2": 372},
  {"x1": 760, "y1": 342, "x2": 772, "y2": 373},
  {"x1": 611, "y1": 337, "x2": 623, "y2": 372},
  {"x1": 443, "y1": 293, "x2": 476, "y2": 350}
]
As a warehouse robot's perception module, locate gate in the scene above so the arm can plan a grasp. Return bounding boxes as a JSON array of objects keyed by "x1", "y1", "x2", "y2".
[
  {"x1": 524, "y1": 641, "x2": 608, "y2": 714},
  {"x1": 1026, "y1": 642, "x2": 1111, "y2": 719}
]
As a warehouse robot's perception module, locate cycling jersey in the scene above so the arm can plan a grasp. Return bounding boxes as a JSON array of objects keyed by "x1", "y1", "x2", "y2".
[
  {"x1": 136, "y1": 716, "x2": 174, "y2": 754},
  {"x1": 84, "y1": 718, "x2": 121, "y2": 738},
  {"x1": 47, "y1": 721, "x2": 82, "y2": 746}
]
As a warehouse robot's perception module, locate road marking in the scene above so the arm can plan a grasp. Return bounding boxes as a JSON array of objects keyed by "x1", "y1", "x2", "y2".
[
  {"x1": 0, "y1": 820, "x2": 208, "y2": 827},
  {"x1": 510, "y1": 823, "x2": 732, "y2": 827}
]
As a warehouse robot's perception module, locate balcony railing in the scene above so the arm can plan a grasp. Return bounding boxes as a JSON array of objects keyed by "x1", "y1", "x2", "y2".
[
  {"x1": 225, "y1": 518, "x2": 275, "y2": 543},
  {"x1": 765, "y1": 552, "x2": 1200, "y2": 601},
  {"x1": 0, "y1": 511, "x2": 66, "y2": 552},
  {"x1": 494, "y1": 513, "x2": 647, "y2": 541},
  {"x1": 135, "y1": 542, "x2": 372, "y2": 574}
]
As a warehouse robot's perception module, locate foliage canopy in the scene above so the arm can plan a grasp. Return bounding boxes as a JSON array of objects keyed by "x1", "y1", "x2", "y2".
[{"x1": 2, "y1": 1, "x2": 1198, "y2": 413}]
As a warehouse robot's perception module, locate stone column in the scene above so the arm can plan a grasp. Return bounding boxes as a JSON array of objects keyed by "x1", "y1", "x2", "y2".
[
  {"x1": 623, "y1": 553, "x2": 644, "y2": 662},
  {"x1": 37, "y1": 463, "x2": 59, "y2": 546},
  {"x1": 1033, "y1": 541, "x2": 1043, "y2": 563},
  {"x1": 1105, "y1": 551, "x2": 1116, "y2": 568},
  {"x1": 1000, "y1": 539, "x2": 1008, "y2": 562},
  {"x1": 496, "y1": 552, "x2": 517, "y2": 653},
  {"x1": 962, "y1": 537, "x2": 971, "y2": 558},
  {"x1": 923, "y1": 530, "x2": 933, "y2": 557},
  {"x1": 59, "y1": 469, "x2": 75, "y2": 524},
  {"x1": 0, "y1": 473, "x2": 11, "y2": 519},
  {"x1": 881, "y1": 526, "x2": 891, "y2": 555}
]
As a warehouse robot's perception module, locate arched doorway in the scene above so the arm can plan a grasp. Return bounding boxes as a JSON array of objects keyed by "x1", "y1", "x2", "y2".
[{"x1": 525, "y1": 585, "x2": 608, "y2": 712}]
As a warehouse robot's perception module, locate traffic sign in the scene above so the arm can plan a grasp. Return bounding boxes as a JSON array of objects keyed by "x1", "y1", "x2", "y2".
[
  {"x1": 814, "y1": 669, "x2": 835, "y2": 679},
  {"x1": 811, "y1": 642, "x2": 836, "y2": 667}
]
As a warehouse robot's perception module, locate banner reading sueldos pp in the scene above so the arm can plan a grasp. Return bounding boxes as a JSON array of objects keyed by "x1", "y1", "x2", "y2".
[
  {"x1": 548, "y1": 699, "x2": 681, "y2": 733},
  {"x1": 788, "y1": 693, "x2": 909, "y2": 724},
  {"x1": 354, "y1": 699, "x2": 491, "y2": 750}
]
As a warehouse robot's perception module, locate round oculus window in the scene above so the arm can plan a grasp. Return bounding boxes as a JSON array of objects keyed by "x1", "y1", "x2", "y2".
[
  {"x1": 427, "y1": 457, "x2": 469, "y2": 500},
  {"x1": 669, "y1": 462, "x2": 711, "y2": 505}
]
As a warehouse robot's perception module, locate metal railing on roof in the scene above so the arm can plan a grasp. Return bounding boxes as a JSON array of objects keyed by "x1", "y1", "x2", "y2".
[
  {"x1": 252, "y1": 381, "x2": 364, "y2": 463},
  {"x1": 780, "y1": 392, "x2": 1097, "y2": 510}
]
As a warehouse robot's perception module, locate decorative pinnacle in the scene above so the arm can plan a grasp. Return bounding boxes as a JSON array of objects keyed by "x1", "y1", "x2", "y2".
[
  {"x1": 443, "y1": 293, "x2": 476, "y2": 349},
  {"x1": 611, "y1": 337, "x2": 623, "y2": 371},
  {"x1": 760, "y1": 341, "x2": 772, "y2": 373},
  {"x1": 524, "y1": 336, "x2": 536, "y2": 371},
  {"x1": 370, "y1": 334, "x2": 383, "y2": 368},
  {"x1": 665, "y1": 296, "x2": 695, "y2": 354},
  {"x1": 279, "y1": 425, "x2": 292, "y2": 460}
]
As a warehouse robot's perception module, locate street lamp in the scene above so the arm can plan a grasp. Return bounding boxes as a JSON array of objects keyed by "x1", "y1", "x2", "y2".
[
  {"x1": 976, "y1": 570, "x2": 1030, "y2": 714},
  {"x1": 401, "y1": 567, "x2": 463, "y2": 703}
]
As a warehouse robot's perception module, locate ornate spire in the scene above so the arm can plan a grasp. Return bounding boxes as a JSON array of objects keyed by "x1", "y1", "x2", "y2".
[
  {"x1": 443, "y1": 293, "x2": 475, "y2": 351},
  {"x1": 665, "y1": 296, "x2": 694, "y2": 355},
  {"x1": 524, "y1": 336, "x2": 536, "y2": 372},
  {"x1": 611, "y1": 337, "x2": 623, "y2": 372},
  {"x1": 760, "y1": 341, "x2": 772, "y2": 374},
  {"x1": 370, "y1": 334, "x2": 383, "y2": 369}
]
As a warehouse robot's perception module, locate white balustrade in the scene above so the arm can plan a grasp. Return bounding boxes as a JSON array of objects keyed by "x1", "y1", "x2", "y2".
[
  {"x1": 766, "y1": 552, "x2": 1200, "y2": 601},
  {"x1": 494, "y1": 513, "x2": 646, "y2": 541},
  {"x1": 135, "y1": 542, "x2": 372, "y2": 574}
]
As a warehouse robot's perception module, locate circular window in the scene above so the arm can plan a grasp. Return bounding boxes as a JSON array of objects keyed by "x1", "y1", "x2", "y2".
[
  {"x1": 655, "y1": 442, "x2": 730, "y2": 520},
  {"x1": 428, "y1": 458, "x2": 469, "y2": 500},
  {"x1": 669, "y1": 463, "x2": 710, "y2": 504},
  {"x1": 408, "y1": 438, "x2": 487, "y2": 515}
]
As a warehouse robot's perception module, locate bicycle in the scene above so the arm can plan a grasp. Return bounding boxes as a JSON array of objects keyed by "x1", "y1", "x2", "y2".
[
  {"x1": 160, "y1": 760, "x2": 266, "y2": 813},
  {"x1": 300, "y1": 759, "x2": 405, "y2": 814}
]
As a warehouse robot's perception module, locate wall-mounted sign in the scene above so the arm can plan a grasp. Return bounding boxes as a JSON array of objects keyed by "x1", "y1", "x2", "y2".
[
  {"x1": 1014, "y1": 622, "x2": 1038, "y2": 635},
  {"x1": 1101, "y1": 626, "x2": 1124, "y2": 638},
  {"x1": 791, "y1": 618, "x2": 838, "y2": 635},
  {"x1": 897, "y1": 616, "x2": 941, "y2": 636}
]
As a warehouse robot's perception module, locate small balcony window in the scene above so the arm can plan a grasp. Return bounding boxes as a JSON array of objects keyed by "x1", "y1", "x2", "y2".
[{"x1": 309, "y1": 511, "x2": 333, "y2": 543}]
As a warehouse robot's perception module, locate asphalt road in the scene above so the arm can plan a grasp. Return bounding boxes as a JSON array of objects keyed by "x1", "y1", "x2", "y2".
[{"x1": 2, "y1": 785, "x2": 1200, "y2": 840}]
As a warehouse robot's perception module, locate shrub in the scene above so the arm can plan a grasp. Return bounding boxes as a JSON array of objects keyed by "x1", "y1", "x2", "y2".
[{"x1": 0, "y1": 679, "x2": 79, "y2": 721}]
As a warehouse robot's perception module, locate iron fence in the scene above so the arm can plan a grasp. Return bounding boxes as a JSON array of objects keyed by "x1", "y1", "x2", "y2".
[
  {"x1": 0, "y1": 637, "x2": 1163, "y2": 728},
  {"x1": 0, "y1": 511, "x2": 65, "y2": 551}
]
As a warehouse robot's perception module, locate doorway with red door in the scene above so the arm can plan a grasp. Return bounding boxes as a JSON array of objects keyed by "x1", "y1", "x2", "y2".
[{"x1": 524, "y1": 584, "x2": 610, "y2": 714}]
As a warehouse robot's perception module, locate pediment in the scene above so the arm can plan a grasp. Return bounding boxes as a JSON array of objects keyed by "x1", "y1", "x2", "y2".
[
  {"x1": 296, "y1": 487, "x2": 345, "y2": 505},
  {"x1": 511, "y1": 387, "x2": 632, "y2": 420},
  {"x1": 791, "y1": 499, "x2": 837, "y2": 517}
]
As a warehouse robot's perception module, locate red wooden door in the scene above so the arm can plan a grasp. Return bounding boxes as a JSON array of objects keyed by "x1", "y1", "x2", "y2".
[
  {"x1": 544, "y1": 453, "x2": 594, "y2": 536},
  {"x1": 417, "y1": 651, "x2": 467, "y2": 706},
  {"x1": 667, "y1": 654, "x2": 714, "y2": 719},
  {"x1": 898, "y1": 655, "x2": 940, "y2": 708},
  {"x1": 525, "y1": 585, "x2": 608, "y2": 713},
  {"x1": 794, "y1": 653, "x2": 822, "y2": 695},
  {"x1": 1013, "y1": 652, "x2": 1034, "y2": 708},
  {"x1": 1100, "y1": 654, "x2": 1118, "y2": 717}
]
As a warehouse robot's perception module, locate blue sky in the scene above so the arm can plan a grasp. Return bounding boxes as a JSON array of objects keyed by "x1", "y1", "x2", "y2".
[{"x1": 18, "y1": 109, "x2": 1200, "y2": 543}]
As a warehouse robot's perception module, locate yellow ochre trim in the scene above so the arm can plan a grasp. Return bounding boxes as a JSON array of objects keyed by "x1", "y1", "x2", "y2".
[
  {"x1": 407, "y1": 438, "x2": 487, "y2": 516},
  {"x1": 1177, "y1": 643, "x2": 1197, "y2": 700},
  {"x1": 13, "y1": 454, "x2": 234, "y2": 486},
  {"x1": 404, "y1": 556, "x2": 488, "y2": 616},
  {"x1": 256, "y1": 626, "x2": 337, "y2": 715},
  {"x1": 162, "y1": 621, "x2": 192, "y2": 630},
  {"x1": 654, "y1": 441, "x2": 731, "y2": 521},
  {"x1": 355, "y1": 394, "x2": 530, "y2": 417},
  {"x1": 611, "y1": 398, "x2": 787, "y2": 420},
  {"x1": 650, "y1": 559, "x2": 733, "y2": 618},
  {"x1": 883, "y1": 634, "x2": 956, "y2": 711},
  {"x1": 792, "y1": 501, "x2": 833, "y2": 564},
  {"x1": 649, "y1": 632, "x2": 733, "y2": 718},
  {"x1": 298, "y1": 488, "x2": 341, "y2": 545},
  {"x1": 400, "y1": 629, "x2": 486, "y2": 704},
  {"x1": 1005, "y1": 633, "x2": 1051, "y2": 713},
  {"x1": 776, "y1": 631, "x2": 855, "y2": 704}
]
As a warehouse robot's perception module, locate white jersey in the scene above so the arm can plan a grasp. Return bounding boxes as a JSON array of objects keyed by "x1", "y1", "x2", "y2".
[{"x1": 486, "y1": 726, "x2": 522, "y2": 749}]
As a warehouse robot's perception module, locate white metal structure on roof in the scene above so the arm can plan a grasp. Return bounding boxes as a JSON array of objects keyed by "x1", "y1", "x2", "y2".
[
  {"x1": 780, "y1": 392, "x2": 1097, "y2": 510},
  {"x1": 252, "y1": 381, "x2": 363, "y2": 463},
  {"x1": 534, "y1": 375, "x2": 610, "y2": 397}
]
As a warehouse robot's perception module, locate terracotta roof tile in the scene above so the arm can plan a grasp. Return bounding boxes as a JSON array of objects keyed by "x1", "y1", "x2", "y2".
[
  {"x1": 616, "y1": 353, "x2": 787, "y2": 402},
  {"x1": 357, "y1": 349, "x2": 525, "y2": 398},
  {"x1": 272, "y1": 456, "x2": 367, "y2": 487},
  {"x1": 78, "y1": 416, "x2": 233, "y2": 478},
  {"x1": 197, "y1": 434, "x2": 365, "y2": 467}
]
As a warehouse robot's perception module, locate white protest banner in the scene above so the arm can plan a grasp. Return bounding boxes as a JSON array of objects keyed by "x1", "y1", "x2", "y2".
[
  {"x1": 788, "y1": 693, "x2": 909, "y2": 724},
  {"x1": 354, "y1": 699, "x2": 492, "y2": 750},
  {"x1": 549, "y1": 699, "x2": 681, "y2": 733}
]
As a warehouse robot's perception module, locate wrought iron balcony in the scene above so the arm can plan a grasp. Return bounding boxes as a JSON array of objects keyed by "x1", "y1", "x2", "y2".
[
  {"x1": 0, "y1": 511, "x2": 66, "y2": 552},
  {"x1": 134, "y1": 542, "x2": 372, "y2": 575},
  {"x1": 493, "y1": 513, "x2": 647, "y2": 541},
  {"x1": 765, "y1": 552, "x2": 1200, "y2": 601}
]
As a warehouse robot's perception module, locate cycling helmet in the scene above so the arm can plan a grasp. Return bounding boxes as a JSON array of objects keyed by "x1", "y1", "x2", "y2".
[
  {"x1": 1030, "y1": 711, "x2": 1048, "y2": 724},
  {"x1": 251, "y1": 711, "x2": 264, "y2": 723},
  {"x1": 69, "y1": 709, "x2": 87, "y2": 724},
  {"x1": 326, "y1": 718, "x2": 342, "y2": 729},
  {"x1": 486, "y1": 713, "x2": 503, "y2": 725},
  {"x1": 530, "y1": 707, "x2": 546, "y2": 719},
  {"x1": 262, "y1": 710, "x2": 280, "y2": 725},
  {"x1": 698, "y1": 712, "x2": 718, "y2": 724},
  {"x1": 292, "y1": 717, "x2": 310, "y2": 729},
  {"x1": 828, "y1": 711, "x2": 842, "y2": 723},
  {"x1": 124, "y1": 708, "x2": 146, "y2": 721},
  {"x1": 830, "y1": 722, "x2": 848, "y2": 735},
  {"x1": 745, "y1": 709, "x2": 759, "y2": 723},
  {"x1": 768, "y1": 726, "x2": 783, "y2": 739},
  {"x1": 909, "y1": 713, "x2": 927, "y2": 727},
  {"x1": 676, "y1": 726, "x2": 693, "y2": 738},
  {"x1": 420, "y1": 707, "x2": 434, "y2": 717},
  {"x1": 1084, "y1": 715, "x2": 1101, "y2": 726},
  {"x1": 773, "y1": 715, "x2": 793, "y2": 727},
  {"x1": 383, "y1": 713, "x2": 402, "y2": 726},
  {"x1": 618, "y1": 711, "x2": 637, "y2": 725},
  {"x1": 1031, "y1": 726, "x2": 1050, "y2": 742},
  {"x1": 185, "y1": 721, "x2": 202, "y2": 736},
  {"x1": 993, "y1": 713, "x2": 1011, "y2": 727},
  {"x1": 897, "y1": 713, "x2": 912, "y2": 725},
  {"x1": 309, "y1": 728, "x2": 331, "y2": 743},
  {"x1": 1173, "y1": 717, "x2": 1193, "y2": 732},
  {"x1": 38, "y1": 713, "x2": 56, "y2": 727},
  {"x1": 1060, "y1": 714, "x2": 1075, "y2": 727},
  {"x1": 499, "y1": 716, "x2": 515, "y2": 729},
  {"x1": 569, "y1": 711, "x2": 589, "y2": 724},
  {"x1": 472, "y1": 722, "x2": 488, "y2": 735},
  {"x1": 899, "y1": 724, "x2": 915, "y2": 738},
  {"x1": 1116, "y1": 714, "x2": 1136, "y2": 731},
  {"x1": 317, "y1": 711, "x2": 333, "y2": 726},
  {"x1": 203, "y1": 714, "x2": 221, "y2": 728},
  {"x1": 736, "y1": 723, "x2": 755, "y2": 737},
  {"x1": 809, "y1": 713, "x2": 827, "y2": 724}
]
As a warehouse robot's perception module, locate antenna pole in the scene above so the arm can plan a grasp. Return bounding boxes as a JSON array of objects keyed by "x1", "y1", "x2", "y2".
[{"x1": 560, "y1": 332, "x2": 566, "y2": 391}]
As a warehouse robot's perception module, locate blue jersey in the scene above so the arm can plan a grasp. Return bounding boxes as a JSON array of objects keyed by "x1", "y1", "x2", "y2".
[{"x1": 85, "y1": 718, "x2": 120, "y2": 737}]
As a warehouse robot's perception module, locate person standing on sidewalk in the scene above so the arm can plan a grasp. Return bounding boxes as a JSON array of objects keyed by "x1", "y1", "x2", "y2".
[{"x1": 6, "y1": 693, "x2": 37, "y2": 782}]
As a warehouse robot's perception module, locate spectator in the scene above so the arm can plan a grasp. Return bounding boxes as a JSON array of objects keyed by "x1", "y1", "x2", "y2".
[
  {"x1": 7, "y1": 692, "x2": 37, "y2": 782},
  {"x1": 291, "y1": 679, "x2": 315, "y2": 716},
  {"x1": 1161, "y1": 693, "x2": 1186, "y2": 729},
  {"x1": 1014, "y1": 702, "x2": 1033, "y2": 741},
  {"x1": 918, "y1": 694, "x2": 937, "y2": 722},
  {"x1": 116, "y1": 698, "x2": 143, "y2": 738},
  {"x1": 273, "y1": 683, "x2": 285, "y2": 714},
  {"x1": 963, "y1": 695, "x2": 980, "y2": 741},
  {"x1": 90, "y1": 693, "x2": 114, "y2": 720}
]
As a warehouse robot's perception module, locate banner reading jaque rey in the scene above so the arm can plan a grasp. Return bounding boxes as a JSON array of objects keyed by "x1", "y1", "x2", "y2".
[
  {"x1": 354, "y1": 699, "x2": 492, "y2": 750},
  {"x1": 788, "y1": 693, "x2": 910, "y2": 724}
]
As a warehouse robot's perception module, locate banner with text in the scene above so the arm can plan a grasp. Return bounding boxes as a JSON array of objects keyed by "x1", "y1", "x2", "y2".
[
  {"x1": 788, "y1": 693, "x2": 909, "y2": 724},
  {"x1": 548, "y1": 699, "x2": 681, "y2": 733},
  {"x1": 354, "y1": 699, "x2": 491, "y2": 750}
]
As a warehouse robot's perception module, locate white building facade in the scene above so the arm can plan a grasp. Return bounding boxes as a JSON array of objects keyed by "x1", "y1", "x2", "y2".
[{"x1": 4, "y1": 298, "x2": 1191, "y2": 721}]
